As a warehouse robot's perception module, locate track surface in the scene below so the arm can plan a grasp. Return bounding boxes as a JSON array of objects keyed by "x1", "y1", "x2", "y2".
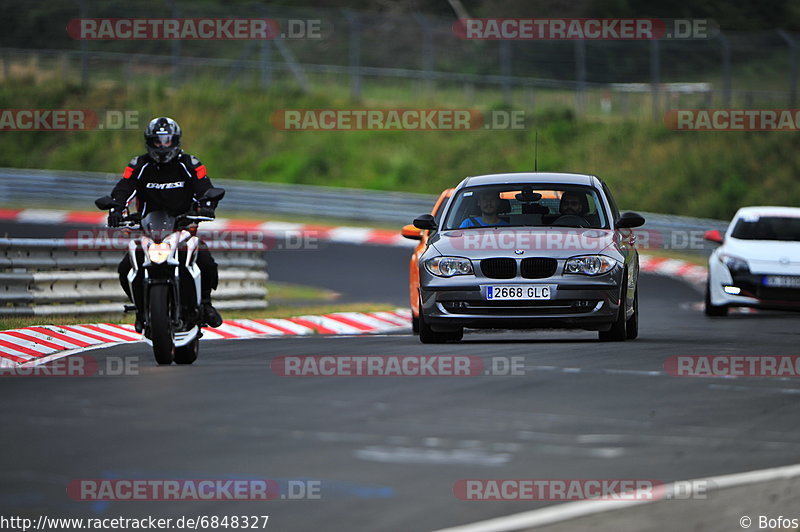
[{"x1": 3, "y1": 221, "x2": 800, "y2": 531}]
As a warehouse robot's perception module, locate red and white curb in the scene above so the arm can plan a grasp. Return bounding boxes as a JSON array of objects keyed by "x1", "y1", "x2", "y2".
[
  {"x1": 639, "y1": 254, "x2": 707, "y2": 288},
  {"x1": 0, "y1": 309, "x2": 411, "y2": 368},
  {"x1": 0, "y1": 208, "x2": 416, "y2": 248},
  {"x1": 0, "y1": 208, "x2": 714, "y2": 290}
]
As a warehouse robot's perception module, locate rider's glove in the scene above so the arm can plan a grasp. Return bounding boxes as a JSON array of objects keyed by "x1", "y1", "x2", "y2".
[{"x1": 107, "y1": 208, "x2": 124, "y2": 227}]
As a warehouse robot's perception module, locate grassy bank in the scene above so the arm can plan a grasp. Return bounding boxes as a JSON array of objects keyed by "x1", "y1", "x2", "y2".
[{"x1": 1, "y1": 78, "x2": 799, "y2": 219}]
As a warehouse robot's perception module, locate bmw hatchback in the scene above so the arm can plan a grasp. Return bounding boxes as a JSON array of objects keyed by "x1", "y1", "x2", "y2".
[{"x1": 412, "y1": 172, "x2": 645, "y2": 343}]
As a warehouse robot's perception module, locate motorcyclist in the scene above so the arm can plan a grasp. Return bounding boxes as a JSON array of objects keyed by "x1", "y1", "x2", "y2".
[{"x1": 108, "y1": 116, "x2": 223, "y2": 329}]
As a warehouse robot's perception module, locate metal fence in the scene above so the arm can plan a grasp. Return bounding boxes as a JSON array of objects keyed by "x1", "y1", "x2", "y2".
[
  {"x1": 2, "y1": 2, "x2": 799, "y2": 118},
  {"x1": 0, "y1": 237, "x2": 268, "y2": 315}
]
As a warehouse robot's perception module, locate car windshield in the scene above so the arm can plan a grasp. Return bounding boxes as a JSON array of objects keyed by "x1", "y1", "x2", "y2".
[
  {"x1": 441, "y1": 184, "x2": 609, "y2": 230},
  {"x1": 731, "y1": 215, "x2": 800, "y2": 241}
]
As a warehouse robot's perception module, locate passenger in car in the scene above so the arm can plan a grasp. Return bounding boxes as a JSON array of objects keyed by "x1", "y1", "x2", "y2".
[{"x1": 459, "y1": 190, "x2": 511, "y2": 228}]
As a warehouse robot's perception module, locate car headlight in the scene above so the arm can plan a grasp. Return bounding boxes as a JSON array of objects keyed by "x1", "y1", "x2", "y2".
[
  {"x1": 425, "y1": 256, "x2": 474, "y2": 277},
  {"x1": 719, "y1": 253, "x2": 749, "y2": 273},
  {"x1": 564, "y1": 255, "x2": 618, "y2": 276}
]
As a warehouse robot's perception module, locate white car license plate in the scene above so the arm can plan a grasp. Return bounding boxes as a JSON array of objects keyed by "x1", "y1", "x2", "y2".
[
  {"x1": 763, "y1": 276, "x2": 800, "y2": 288},
  {"x1": 486, "y1": 285, "x2": 551, "y2": 300}
]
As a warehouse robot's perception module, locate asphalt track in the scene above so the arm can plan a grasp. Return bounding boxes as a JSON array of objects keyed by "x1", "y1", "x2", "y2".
[{"x1": 3, "y1": 220, "x2": 800, "y2": 531}]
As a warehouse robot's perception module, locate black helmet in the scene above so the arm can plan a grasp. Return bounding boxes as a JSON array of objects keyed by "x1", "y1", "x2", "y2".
[{"x1": 144, "y1": 117, "x2": 181, "y2": 163}]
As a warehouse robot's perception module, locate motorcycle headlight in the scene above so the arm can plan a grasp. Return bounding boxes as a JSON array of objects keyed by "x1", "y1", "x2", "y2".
[
  {"x1": 144, "y1": 233, "x2": 178, "y2": 264},
  {"x1": 147, "y1": 242, "x2": 172, "y2": 264},
  {"x1": 719, "y1": 254, "x2": 749, "y2": 273},
  {"x1": 425, "y1": 256, "x2": 474, "y2": 277},
  {"x1": 564, "y1": 255, "x2": 618, "y2": 276}
]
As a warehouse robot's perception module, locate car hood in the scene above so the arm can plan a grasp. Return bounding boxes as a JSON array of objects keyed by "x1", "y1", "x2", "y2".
[
  {"x1": 723, "y1": 239, "x2": 800, "y2": 260},
  {"x1": 429, "y1": 227, "x2": 619, "y2": 259},
  {"x1": 722, "y1": 238, "x2": 800, "y2": 273}
]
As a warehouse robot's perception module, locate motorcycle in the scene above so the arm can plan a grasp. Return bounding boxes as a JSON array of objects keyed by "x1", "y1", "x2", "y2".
[{"x1": 95, "y1": 188, "x2": 225, "y2": 365}]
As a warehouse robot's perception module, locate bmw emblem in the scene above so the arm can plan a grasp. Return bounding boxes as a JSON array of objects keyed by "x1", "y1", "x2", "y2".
[{"x1": 514, "y1": 249, "x2": 524, "y2": 255}]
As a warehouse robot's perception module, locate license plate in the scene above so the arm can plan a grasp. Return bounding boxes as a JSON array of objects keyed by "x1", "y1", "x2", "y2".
[
  {"x1": 486, "y1": 285, "x2": 551, "y2": 300},
  {"x1": 763, "y1": 276, "x2": 800, "y2": 288}
]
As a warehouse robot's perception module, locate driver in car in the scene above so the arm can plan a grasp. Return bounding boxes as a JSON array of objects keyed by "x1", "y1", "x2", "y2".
[
  {"x1": 459, "y1": 190, "x2": 511, "y2": 228},
  {"x1": 106, "y1": 116, "x2": 223, "y2": 329},
  {"x1": 559, "y1": 191, "x2": 586, "y2": 217}
]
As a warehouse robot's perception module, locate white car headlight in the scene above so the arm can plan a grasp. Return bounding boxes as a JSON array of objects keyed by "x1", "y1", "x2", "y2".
[
  {"x1": 564, "y1": 255, "x2": 618, "y2": 276},
  {"x1": 719, "y1": 253, "x2": 749, "y2": 273},
  {"x1": 425, "y1": 256, "x2": 474, "y2": 277}
]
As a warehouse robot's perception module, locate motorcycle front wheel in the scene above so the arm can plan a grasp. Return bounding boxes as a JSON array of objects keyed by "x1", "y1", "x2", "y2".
[{"x1": 148, "y1": 284, "x2": 174, "y2": 365}]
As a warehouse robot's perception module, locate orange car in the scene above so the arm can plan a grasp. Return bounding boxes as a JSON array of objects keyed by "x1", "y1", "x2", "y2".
[{"x1": 401, "y1": 188, "x2": 454, "y2": 333}]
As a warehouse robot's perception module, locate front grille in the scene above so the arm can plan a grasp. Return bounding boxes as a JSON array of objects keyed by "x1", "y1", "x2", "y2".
[
  {"x1": 481, "y1": 258, "x2": 516, "y2": 279},
  {"x1": 756, "y1": 287, "x2": 800, "y2": 302},
  {"x1": 442, "y1": 300, "x2": 599, "y2": 315},
  {"x1": 521, "y1": 257, "x2": 558, "y2": 279}
]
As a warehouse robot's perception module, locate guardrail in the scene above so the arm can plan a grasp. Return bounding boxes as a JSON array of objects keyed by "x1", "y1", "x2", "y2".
[
  {"x1": 0, "y1": 168, "x2": 729, "y2": 239},
  {"x1": 0, "y1": 167, "x2": 437, "y2": 225},
  {"x1": 0, "y1": 238, "x2": 268, "y2": 315}
]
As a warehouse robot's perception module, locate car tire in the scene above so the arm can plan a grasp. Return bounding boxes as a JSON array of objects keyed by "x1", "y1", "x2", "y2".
[
  {"x1": 419, "y1": 300, "x2": 463, "y2": 344},
  {"x1": 704, "y1": 281, "x2": 728, "y2": 317},
  {"x1": 599, "y1": 274, "x2": 627, "y2": 342},
  {"x1": 625, "y1": 287, "x2": 639, "y2": 340},
  {"x1": 412, "y1": 314, "x2": 420, "y2": 335}
]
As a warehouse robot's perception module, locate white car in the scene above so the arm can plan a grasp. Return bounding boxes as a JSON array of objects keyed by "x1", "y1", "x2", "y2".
[{"x1": 705, "y1": 206, "x2": 800, "y2": 316}]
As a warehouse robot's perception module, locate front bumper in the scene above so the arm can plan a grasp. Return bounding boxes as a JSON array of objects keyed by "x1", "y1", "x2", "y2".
[
  {"x1": 714, "y1": 271, "x2": 800, "y2": 311},
  {"x1": 420, "y1": 273, "x2": 623, "y2": 331}
]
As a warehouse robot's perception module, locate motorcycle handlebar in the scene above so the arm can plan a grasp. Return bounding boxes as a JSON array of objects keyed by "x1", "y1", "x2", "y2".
[{"x1": 111, "y1": 212, "x2": 216, "y2": 229}]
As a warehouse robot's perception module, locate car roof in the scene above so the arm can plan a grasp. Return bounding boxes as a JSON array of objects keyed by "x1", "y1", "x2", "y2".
[
  {"x1": 734, "y1": 206, "x2": 800, "y2": 219},
  {"x1": 459, "y1": 172, "x2": 598, "y2": 188}
]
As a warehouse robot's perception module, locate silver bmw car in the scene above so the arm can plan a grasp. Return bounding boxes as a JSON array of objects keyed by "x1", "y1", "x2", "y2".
[{"x1": 412, "y1": 172, "x2": 645, "y2": 343}]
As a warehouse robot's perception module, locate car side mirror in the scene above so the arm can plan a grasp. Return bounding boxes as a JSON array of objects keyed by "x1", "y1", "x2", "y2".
[
  {"x1": 704, "y1": 229, "x2": 724, "y2": 244},
  {"x1": 401, "y1": 224, "x2": 423, "y2": 241},
  {"x1": 201, "y1": 187, "x2": 226, "y2": 203},
  {"x1": 413, "y1": 214, "x2": 437, "y2": 231},
  {"x1": 616, "y1": 212, "x2": 645, "y2": 229}
]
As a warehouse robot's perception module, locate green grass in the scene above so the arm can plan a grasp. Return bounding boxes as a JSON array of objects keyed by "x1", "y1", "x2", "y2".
[
  {"x1": 1, "y1": 77, "x2": 800, "y2": 220},
  {"x1": 267, "y1": 281, "x2": 339, "y2": 303}
]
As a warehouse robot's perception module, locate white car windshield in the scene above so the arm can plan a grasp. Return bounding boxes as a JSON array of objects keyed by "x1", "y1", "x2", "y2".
[
  {"x1": 731, "y1": 216, "x2": 800, "y2": 241},
  {"x1": 442, "y1": 185, "x2": 609, "y2": 230}
]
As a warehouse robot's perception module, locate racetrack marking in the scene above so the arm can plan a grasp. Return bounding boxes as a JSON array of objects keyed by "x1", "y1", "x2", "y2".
[
  {"x1": 708, "y1": 383, "x2": 800, "y2": 395},
  {"x1": 354, "y1": 445, "x2": 512, "y2": 466},
  {"x1": 15, "y1": 209, "x2": 69, "y2": 224},
  {"x1": 432, "y1": 463, "x2": 800, "y2": 532}
]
